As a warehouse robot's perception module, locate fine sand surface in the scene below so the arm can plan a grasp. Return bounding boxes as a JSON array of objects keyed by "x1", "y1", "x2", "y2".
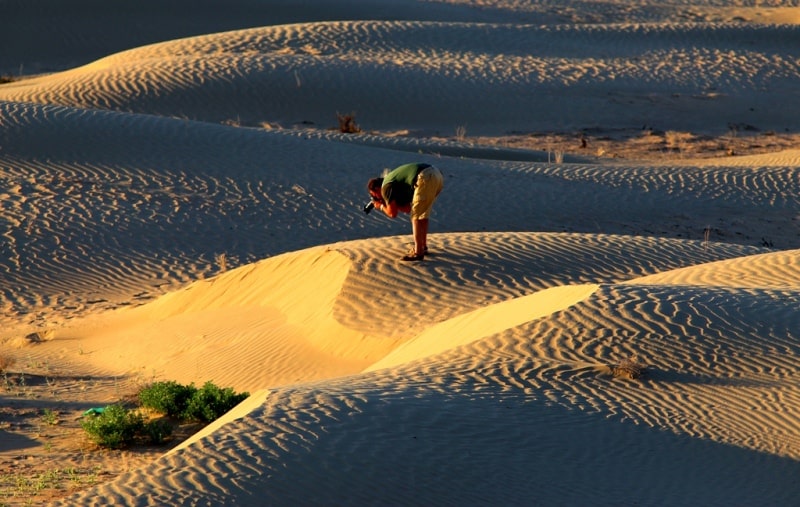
[{"x1": 1, "y1": 1, "x2": 799, "y2": 505}]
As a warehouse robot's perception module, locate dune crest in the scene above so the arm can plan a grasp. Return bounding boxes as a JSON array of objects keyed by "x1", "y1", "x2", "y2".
[
  {"x1": 365, "y1": 283, "x2": 600, "y2": 372},
  {"x1": 57, "y1": 247, "x2": 394, "y2": 390},
  {"x1": 2, "y1": 21, "x2": 799, "y2": 135}
]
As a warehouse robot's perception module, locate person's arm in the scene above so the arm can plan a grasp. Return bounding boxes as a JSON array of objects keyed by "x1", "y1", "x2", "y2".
[
  {"x1": 381, "y1": 200, "x2": 400, "y2": 218},
  {"x1": 377, "y1": 184, "x2": 401, "y2": 218}
]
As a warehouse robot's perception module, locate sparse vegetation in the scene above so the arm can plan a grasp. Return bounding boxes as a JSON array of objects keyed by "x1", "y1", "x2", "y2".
[
  {"x1": 139, "y1": 380, "x2": 249, "y2": 423},
  {"x1": 215, "y1": 252, "x2": 228, "y2": 273},
  {"x1": 664, "y1": 130, "x2": 693, "y2": 156},
  {"x1": 336, "y1": 112, "x2": 361, "y2": 134},
  {"x1": 610, "y1": 355, "x2": 646, "y2": 380},
  {"x1": 0, "y1": 75, "x2": 16, "y2": 84},
  {"x1": 0, "y1": 354, "x2": 15, "y2": 373},
  {"x1": 80, "y1": 404, "x2": 145, "y2": 449},
  {"x1": 138, "y1": 380, "x2": 195, "y2": 418},
  {"x1": 79, "y1": 380, "x2": 248, "y2": 449},
  {"x1": 41, "y1": 408, "x2": 60, "y2": 426},
  {"x1": 143, "y1": 418, "x2": 174, "y2": 445},
  {"x1": 182, "y1": 381, "x2": 249, "y2": 423},
  {"x1": 221, "y1": 116, "x2": 241, "y2": 127},
  {"x1": 0, "y1": 465, "x2": 102, "y2": 502}
]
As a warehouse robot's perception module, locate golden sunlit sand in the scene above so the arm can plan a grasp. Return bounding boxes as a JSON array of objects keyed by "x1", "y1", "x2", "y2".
[{"x1": 1, "y1": 1, "x2": 798, "y2": 505}]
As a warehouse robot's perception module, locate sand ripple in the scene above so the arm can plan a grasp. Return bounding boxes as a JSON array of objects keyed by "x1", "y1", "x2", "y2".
[
  {"x1": 3, "y1": 5, "x2": 799, "y2": 506},
  {"x1": 2, "y1": 22, "x2": 798, "y2": 133},
  {"x1": 332, "y1": 232, "x2": 764, "y2": 339},
  {"x1": 54, "y1": 272, "x2": 800, "y2": 505}
]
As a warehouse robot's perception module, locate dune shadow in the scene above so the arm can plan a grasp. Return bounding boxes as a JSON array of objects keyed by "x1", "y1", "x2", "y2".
[{"x1": 644, "y1": 368, "x2": 777, "y2": 388}]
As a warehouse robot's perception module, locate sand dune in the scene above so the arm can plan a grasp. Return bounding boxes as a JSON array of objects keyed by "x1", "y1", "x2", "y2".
[
  {"x1": 43, "y1": 235, "x2": 800, "y2": 506},
  {"x1": 1, "y1": 0, "x2": 799, "y2": 505},
  {"x1": 5, "y1": 0, "x2": 796, "y2": 77},
  {"x1": 2, "y1": 100, "x2": 796, "y2": 337},
  {"x1": 3, "y1": 21, "x2": 799, "y2": 135},
  {"x1": 15, "y1": 232, "x2": 764, "y2": 387}
]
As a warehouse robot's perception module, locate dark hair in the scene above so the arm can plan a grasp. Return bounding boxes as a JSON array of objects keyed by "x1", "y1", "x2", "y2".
[{"x1": 367, "y1": 177, "x2": 383, "y2": 193}]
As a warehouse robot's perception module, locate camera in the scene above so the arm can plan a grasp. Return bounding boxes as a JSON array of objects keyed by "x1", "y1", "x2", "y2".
[{"x1": 363, "y1": 201, "x2": 375, "y2": 214}]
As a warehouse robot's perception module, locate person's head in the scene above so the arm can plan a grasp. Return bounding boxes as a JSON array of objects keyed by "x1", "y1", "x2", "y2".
[{"x1": 367, "y1": 177, "x2": 384, "y2": 200}]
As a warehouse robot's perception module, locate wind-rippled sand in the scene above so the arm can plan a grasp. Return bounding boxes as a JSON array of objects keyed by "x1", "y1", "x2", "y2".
[{"x1": 1, "y1": 0, "x2": 798, "y2": 505}]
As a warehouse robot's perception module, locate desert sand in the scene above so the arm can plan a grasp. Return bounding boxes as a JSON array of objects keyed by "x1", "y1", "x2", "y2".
[{"x1": 1, "y1": 0, "x2": 798, "y2": 505}]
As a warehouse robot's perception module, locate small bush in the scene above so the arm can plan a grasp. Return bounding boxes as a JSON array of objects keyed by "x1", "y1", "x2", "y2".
[
  {"x1": 182, "y1": 381, "x2": 249, "y2": 423},
  {"x1": 336, "y1": 112, "x2": 361, "y2": 134},
  {"x1": 144, "y1": 419, "x2": 173, "y2": 445},
  {"x1": 80, "y1": 405, "x2": 144, "y2": 448},
  {"x1": 83, "y1": 380, "x2": 248, "y2": 448},
  {"x1": 139, "y1": 381, "x2": 197, "y2": 417},
  {"x1": 139, "y1": 380, "x2": 248, "y2": 423},
  {"x1": 611, "y1": 355, "x2": 646, "y2": 380},
  {"x1": 41, "y1": 408, "x2": 59, "y2": 426}
]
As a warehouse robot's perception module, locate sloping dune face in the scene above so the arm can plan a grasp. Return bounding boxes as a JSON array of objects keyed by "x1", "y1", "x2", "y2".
[
  {"x1": 3, "y1": 100, "x2": 796, "y2": 337},
  {"x1": 43, "y1": 232, "x2": 765, "y2": 389},
  {"x1": 51, "y1": 235, "x2": 800, "y2": 506},
  {"x1": 1, "y1": 21, "x2": 799, "y2": 133}
]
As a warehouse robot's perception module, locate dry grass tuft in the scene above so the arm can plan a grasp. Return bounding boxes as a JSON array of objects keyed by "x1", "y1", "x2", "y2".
[
  {"x1": 0, "y1": 354, "x2": 15, "y2": 373},
  {"x1": 610, "y1": 355, "x2": 646, "y2": 380},
  {"x1": 336, "y1": 112, "x2": 361, "y2": 134},
  {"x1": 215, "y1": 253, "x2": 228, "y2": 273}
]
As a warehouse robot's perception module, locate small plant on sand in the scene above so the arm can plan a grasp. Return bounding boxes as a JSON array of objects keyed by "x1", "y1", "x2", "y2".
[
  {"x1": 139, "y1": 380, "x2": 249, "y2": 423},
  {"x1": 664, "y1": 130, "x2": 692, "y2": 156},
  {"x1": 336, "y1": 111, "x2": 361, "y2": 134},
  {"x1": 215, "y1": 252, "x2": 228, "y2": 273},
  {"x1": 0, "y1": 353, "x2": 15, "y2": 373},
  {"x1": 139, "y1": 380, "x2": 197, "y2": 418},
  {"x1": 41, "y1": 408, "x2": 60, "y2": 426},
  {"x1": 143, "y1": 418, "x2": 174, "y2": 445},
  {"x1": 610, "y1": 355, "x2": 646, "y2": 380},
  {"x1": 81, "y1": 380, "x2": 249, "y2": 448},
  {"x1": 183, "y1": 381, "x2": 250, "y2": 423},
  {"x1": 222, "y1": 116, "x2": 241, "y2": 127},
  {"x1": 80, "y1": 405, "x2": 144, "y2": 449}
]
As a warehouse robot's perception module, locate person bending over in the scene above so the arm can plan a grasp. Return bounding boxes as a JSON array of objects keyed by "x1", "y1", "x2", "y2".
[{"x1": 367, "y1": 162, "x2": 444, "y2": 261}]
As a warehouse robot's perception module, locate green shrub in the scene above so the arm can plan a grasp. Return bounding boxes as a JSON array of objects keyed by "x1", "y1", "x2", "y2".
[
  {"x1": 182, "y1": 381, "x2": 249, "y2": 423},
  {"x1": 144, "y1": 419, "x2": 173, "y2": 445},
  {"x1": 82, "y1": 380, "x2": 249, "y2": 448},
  {"x1": 139, "y1": 381, "x2": 197, "y2": 417},
  {"x1": 80, "y1": 405, "x2": 144, "y2": 449}
]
